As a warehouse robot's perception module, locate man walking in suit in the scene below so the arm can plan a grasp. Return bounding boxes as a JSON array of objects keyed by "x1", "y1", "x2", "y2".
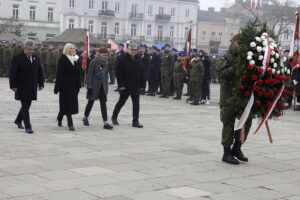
[
  {"x1": 9, "y1": 40, "x2": 44, "y2": 134},
  {"x1": 111, "y1": 43, "x2": 145, "y2": 128}
]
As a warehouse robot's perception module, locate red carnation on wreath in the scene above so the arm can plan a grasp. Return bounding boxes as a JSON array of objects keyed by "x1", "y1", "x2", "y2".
[
  {"x1": 257, "y1": 67, "x2": 264, "y2": 73},
  {"x1": 247, "y1": 64, "x2": 254, "y2": 70},
  {"x1": 252, "y1": 74, "x2": 258, "y2": 80}
]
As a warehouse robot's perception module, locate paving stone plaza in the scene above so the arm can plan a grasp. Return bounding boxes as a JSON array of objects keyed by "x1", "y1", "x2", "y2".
[{"x1": 0, "y1": 78, "x2": 300, "y2": 200}]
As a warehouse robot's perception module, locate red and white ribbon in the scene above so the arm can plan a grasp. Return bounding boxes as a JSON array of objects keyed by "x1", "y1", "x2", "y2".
[{"x1": 234, "y1": 92, "x2": 254, "y2": 131}]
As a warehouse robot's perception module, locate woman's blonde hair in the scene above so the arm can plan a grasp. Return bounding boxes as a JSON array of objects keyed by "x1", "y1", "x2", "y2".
[{"x1": 63, "y1": 43, "x2": 76, "y2": 55}]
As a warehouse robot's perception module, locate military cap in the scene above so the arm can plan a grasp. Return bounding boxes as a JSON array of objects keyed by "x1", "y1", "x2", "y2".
[
  {"x1": 118, "y1": 43, "x2": 124, "y2": 47},
  {"x1": 164, "y1": 43, "x2": 171, "y2": 48}
]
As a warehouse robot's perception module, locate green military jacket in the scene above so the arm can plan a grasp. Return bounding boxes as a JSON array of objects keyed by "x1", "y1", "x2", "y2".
[
  {"x1": 0, "y1": 46, "x2": 4, "y2": 66},
  {"x1": 190, "y1": 60, "x2": 204, "y2": 82},
  {"x1": 108, "y1": 54, "x2": 116, "y2": 68},
  {"x1": 173, "y1": 60, "x2": 185, "y2": 78},
  {"x1": 3, "y1": 46, "x2": 12, "y2": 66},
  {"x1": 161, "y1": 50, "x2": 174, "y2": 74}
]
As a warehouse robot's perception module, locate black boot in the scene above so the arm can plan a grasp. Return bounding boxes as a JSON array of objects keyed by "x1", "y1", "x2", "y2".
[
  {"x1": 173, "y1": 96, "x2": 181, "y2": 100},
  {"x1": 222, "y1": 147, "x2": 239, "y2": 165},
  {"x1": 132, "y1": 120, "x2": 143, "y2": 128},
  {"x1": 57, "y1": 117, "x2": 62, "y2": 127},
  {"x1": 190, "y1": 101, "x2": 199, "y2": 105},
  {"x1": 111, "y1": 117, "x2": 119, "y2": 125},
  {"x1": 232, "y1": 141, "x2": 248, "y2": 162},
  {"x1": 83, "y1": 117, "x2": 90, "y2": 126}
]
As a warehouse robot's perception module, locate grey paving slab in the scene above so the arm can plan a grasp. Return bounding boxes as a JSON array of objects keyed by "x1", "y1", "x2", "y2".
[{"x1": 0, "y1": 78, "x2": 300, "y2": 199}]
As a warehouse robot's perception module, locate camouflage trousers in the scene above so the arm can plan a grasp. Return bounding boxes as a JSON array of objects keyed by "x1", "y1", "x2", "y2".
[
  {"x1": 174, "y1": 75, "x2": 185, "y2": 96},
  {"x1": 161, "y1": 73, "x2": 170, "y2": 95},
  {"x1": 190, "y1": 80, "x2": 202, "y2": 102},
  {"x1": 220, "y1": 106, "x2": 252, "y2": 147}
]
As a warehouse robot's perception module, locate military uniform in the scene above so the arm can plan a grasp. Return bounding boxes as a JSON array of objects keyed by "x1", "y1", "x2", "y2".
[
  {"x1": 217, "y1": 44, "x2": 251, "y2": 165},
  {"x1": 40, "y1": 47, "x2": 47, "y2": 80},
  {"x1": 160, "y1": 50, "x2": 173, "y2": 97},
  {"x1": 173, "y1": 59, "x2": 186, "y2": 99},
  {"x1": 190, "y1": 59, "x2": 204, "y2": 105},
  {"x1": 108, "y1": 53, "x2": 116, "y2": 84},
  {"x1": 0, "y1": 45, "x2": 4, "y2": 76},
  {"x1": 3, "y1": 46, "x2": 12, "y2": 77}
]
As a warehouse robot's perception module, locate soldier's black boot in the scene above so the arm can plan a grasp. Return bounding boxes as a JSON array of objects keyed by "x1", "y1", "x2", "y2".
[
  {"x1": 222, "y1": 147, "x2": 239, "y2": 165},
  {"x1": 173, "y1": 96, "x2": 181, "y2": 100},
  {"x1": 232, "y1": 141, "x2": 248, "y2": 162},
  {"x1": 190, "y1": 101, "x2": 199, "y2": 105}
]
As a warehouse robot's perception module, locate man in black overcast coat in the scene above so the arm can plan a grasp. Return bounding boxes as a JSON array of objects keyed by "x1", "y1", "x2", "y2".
[
  {"x1": 112, "y1": 43, "x2": 145, "y2": 128},
  {"x1": 9, "y1": 40, "x2": 44, "y2": 134}
]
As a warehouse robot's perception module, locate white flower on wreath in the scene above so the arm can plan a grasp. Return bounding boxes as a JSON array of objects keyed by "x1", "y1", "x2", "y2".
[
  {"x1": 283, "y1": 57, "x2": 287, "y2": 62},
  {"x1": 255, "y1": 37, "x2": 261, "y2": 42},
  {"x1": 281, "y1": 69, "x2": 285, "y2": 74},
  {"x1": 249, "y1": 60, "x2": 255, "y2": 65},
  {"x1": 257, "y1": 46, "x2": 263, "y2": 52},
  {"x1": 258, "y1": 55, "x2": 264, "y2": 60},
  {"x1": 262, "y1": 33, "x2": 269, "y2": 37},
  {"x1": 270, "y1": 45, "x2": 274, "y2": 50},
  {"x1": 272, "y1": 69, "x2": 276, "y2": 74},
  {"x1": 250, "y1": 42, "x2": 257, "y2": 48},
  {"x1": 280, "y1": 61, "x2": 284, "y2": 67},
  {"x1": 247, "y1": 56, "x2": 252, "y2": 60},
  {"x1": 279, "y1": 47, "x2": 282, "y2": 51},
  {"x1": 277, "y1": 70, "x2": 281, "y2": 74},
  {"x1": 270, "y1": 58, "x2": 275, "y2": 63},
  {"x1": 275, "y1": 53, "x2": 279, "y2": 59},
  {"x1": 271, "y1": 51, "x2": 275, "y2": 55},
  {"x1": 263, "y1": 47, "x2": 266, "y2": 52},
  {"x1": 273, "y1": 63, "x2": 278, "y2": 68},
  {"x1": 287, "y1": 69, "x2": 291, "y2": 75},
  {"x1": 273, "y1": 43, "x2": 278, "y2": 48},
  {"x1": 263, "y1": 40, "x2": 268, "y2": 47},
  {"x1": 284, "y1": 67, "x2": 287, "y2": 72},
  {"x1": 247, "y1": 51, "x2": 253, "y2": 56}
]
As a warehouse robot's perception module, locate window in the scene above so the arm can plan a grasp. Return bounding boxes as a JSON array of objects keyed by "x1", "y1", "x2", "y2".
[
  {"x1": 12, "y1": 4, "x2": 19, "y2": 19},
  {"x1": 171, "y1": 8, "x2": 175, "y2": 17},
  {"x1": 69, "y1": 18, "x2": 75, "y2": 29},
  {"x1": 219, "y1": 32, "x2": 223, "y2": 41},
  {"x1": 101, "y1": 22, "x2": 107, "y2": 38},
  {"x1": 185, "y1": 9, "x2": 190, "y2": 17},
  {"x1": 102, "y1": 1, "x2": 108, "y2": 10},
  {"x1": 147, "y1": 24, "x2": 152, "y2": 36},
  {"x1": 89, "y1": 0, "x2": 94, "y2": 10},
  {"x1": 45, "y1": 33, "x2": 55, "y2": 40},
  {"x1": 211, "y1": 32, "x2": 215, "y2": 36},
  {"x1": 132, "y1": 4, "x2": 137, "y2": 15},
  {"x1": 170, "y1": 26, "x2": 175, "y2": 38},
  {"x1": 159, "y1": 7, "x2": 164, "y2": 15},
  {"x1": 115, "y1": 2, "x2": 120, "y2": 12},
  {"x1": 30, "y1": 6, "x2": 36, "y2": 20},
  {"x1": 27, "y1": 32, "x2": 37, "y2": 40},
  {"x1": 201, "y1": 31, "x2": 206, "y2": 41},
  {"x1": 88, "y1": 20, "x2": 94, "y2": 33},
  {"x1": 158, "y1": 25, "x2": 163, "y2": 40},
  {"x1": 69, "y1": 0, "x2": 75, "y2": 8},
  {"x1": 148, "y1": 5, "x2": 153, "y2": 15},
  {"x1": 114, "y1": 22, "x2": 120, "y2": 35},
  {"x1": 131, "y1": 24, "x2": 137, "y2": 37},
  {"x1": 48, "y1": 7, "x2": 53, "y2": 22},
  {"x1": 184, "y1": 26, "x2": 189, "y2": 38}
]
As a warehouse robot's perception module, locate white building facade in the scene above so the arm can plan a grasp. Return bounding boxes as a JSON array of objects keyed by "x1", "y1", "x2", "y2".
[
  {"x1": 0, "y1": 0, "x2": 61, "y2": 41},
  {"x1": 60, "y1": 0, "x2": 199, "y2": 49}
]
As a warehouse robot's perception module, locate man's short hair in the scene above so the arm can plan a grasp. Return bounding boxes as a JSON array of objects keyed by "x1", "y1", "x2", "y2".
[
  {"x1": 24, "y1": 40, "x2": 35, "y2": 48},
  {"x1": 128, "y1": 43, "x2": 137, "y2": 49}
]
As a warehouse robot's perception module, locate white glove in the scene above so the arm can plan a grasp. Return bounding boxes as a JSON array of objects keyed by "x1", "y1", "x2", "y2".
[{"x1": 293, "y1": 80, "x2": 298, "y2": 85}]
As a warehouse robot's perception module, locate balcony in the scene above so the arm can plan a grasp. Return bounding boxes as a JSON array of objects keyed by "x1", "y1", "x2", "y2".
[
  {"x1": 129, "y1": 12, "x2": 144, "y2": 20},
  {"x1": 155, "y1": 37, "x2": 171, "y2": 43},
  {"x1": 98, "y1": 10, "x2": 115, "y2": 17},
  {"x1": 97, "y1": 34, "x2": 116, "y2": 40},
  {"x1": 155, "y1": 14, "x2": 171, "y2": 21}
]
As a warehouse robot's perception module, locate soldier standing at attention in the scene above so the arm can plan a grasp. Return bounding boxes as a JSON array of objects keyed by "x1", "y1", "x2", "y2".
[
  {"x1": 218, "y1": 35, "x2": 251, "y2": 165},
  {"x1": 108, "y1": 50, "x2": 116, "y2": 85},
  {"x1": 173, "y1": 52, "x2": 186, "y2": 100},
  {"x1": 3, "y1": 42, "x2": 12, "y2": 77},
  {"x1": 189, "y1": 54, "x2": 204, "y2": 105},
  {"x1": 40, "y1": 45, "x2": 48, "y2": 81},
  {"x1": 159, "y1": 44, "x2": 174, "y2": 98}
]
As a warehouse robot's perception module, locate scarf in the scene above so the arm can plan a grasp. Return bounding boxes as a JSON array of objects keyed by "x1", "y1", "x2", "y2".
[{"x1": 66, "y1": 54, "x2": 79, "y2": 65}]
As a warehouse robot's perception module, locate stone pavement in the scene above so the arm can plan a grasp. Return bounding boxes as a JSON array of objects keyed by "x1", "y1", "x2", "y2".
[{"x1": 0, "y1": 77, "x2": 299, "y2": 200}]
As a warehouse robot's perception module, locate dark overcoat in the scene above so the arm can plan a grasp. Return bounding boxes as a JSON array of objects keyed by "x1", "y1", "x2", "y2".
[
  {"x1": 148, "y1": 53, "x2": 161, "y2": 81},
  {"x1": 116, "y1": 53, "x2": 145, "y2": 95},
  {"x1": 9, "y1": 52, "x2": 44, "y2": 101},
  {"x1": 54, "y1": 55, "x2": 81, "y2": 115}
]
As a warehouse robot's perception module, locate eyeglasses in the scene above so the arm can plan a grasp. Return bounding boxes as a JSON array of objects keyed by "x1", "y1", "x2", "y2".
[{"x1": 130, "y1": 49, "x2": 137, "y2": 51}]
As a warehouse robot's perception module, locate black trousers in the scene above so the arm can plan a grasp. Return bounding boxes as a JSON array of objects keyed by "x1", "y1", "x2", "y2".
[
  {"x1": 201, "y1": 79, "x2": 210, "y2": 100},
  {"x1": 15, "y1": 100, "x2": 32, "y2": 129},
  {"x1": 84, "y1": 86, "x2": 108, "y2": 121},
  {"x1": 148, "y1": 79, "x2": 158, "y2": 94},
  {"x1": 112, "y1": 90, "x2": 140, "y2": 121},
  {"x1": 57, "y1": 111, "x2": 73, "y2": 126}
]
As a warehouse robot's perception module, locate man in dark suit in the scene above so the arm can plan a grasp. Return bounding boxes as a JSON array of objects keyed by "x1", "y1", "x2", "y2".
[
  {"x1": 136, "y1": 44, "x2": 149, "y2": 95},
  {"x1": 9, "y1": 40, "x2": 44, "y2": 134},
  {"x1": 112, "y1": 43, "x2": 144, "y2": 128}
]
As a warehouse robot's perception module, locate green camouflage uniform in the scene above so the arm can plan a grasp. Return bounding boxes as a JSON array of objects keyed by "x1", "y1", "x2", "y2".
[
  {"x1": 0, "y1": 46, "x2": 4, "y2": 76},
  {"x1": 3, "y1": 46, "x2": 12, "y2": 77},
  {"x1": 161, "y1": 50, "x2": 174, "y2": 95},
  {"x1": 190, "y1": 60, "x2": 205, "y2": 102},
  {"x1": 218, "y1": 46, "x2": 252, "y2": 147},
  {"x1": 108, "y1": 54, "x2": 116, "y2": 84},
  {"x1": 173, "y1": 60, "x2": 186, "y2": 97}
]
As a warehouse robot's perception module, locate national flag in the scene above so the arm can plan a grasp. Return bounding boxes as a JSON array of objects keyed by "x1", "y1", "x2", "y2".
[
  {"x1": 182, "y1": 27, "x2": 191, "y2": 70},
  {"x1": 81, "y1": 31, "x2": 89, "y2": 70},
  {"x1": 251, "y1": 0, "x2": 262, "y2": 10},
  {"x1": 290, "y1": 11, "x2": 300, "y2": 71}
]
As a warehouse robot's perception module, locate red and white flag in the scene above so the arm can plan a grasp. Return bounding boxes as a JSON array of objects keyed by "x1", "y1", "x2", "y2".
[
  {"x1": 290, "y1": 11, "x2": 300, "y2": 71},
  {"x1": 182, "y1": 27, "x2": 191, "y2": 70},
  {"x1": 251, "y1": 0, "x2": 262, "y2": 10},
  {"x1": 82, "y1": 31, "x2": 90, "y2": 70}
]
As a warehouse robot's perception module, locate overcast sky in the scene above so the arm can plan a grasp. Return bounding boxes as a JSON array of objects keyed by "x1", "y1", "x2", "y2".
[{"x1": 199, "y1": 0, "x2": 235, "y2": 11}]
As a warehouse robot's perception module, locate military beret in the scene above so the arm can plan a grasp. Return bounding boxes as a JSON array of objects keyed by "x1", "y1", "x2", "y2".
[{"x1": 118, "y1": 43, "x2": 124, "y2": 47}]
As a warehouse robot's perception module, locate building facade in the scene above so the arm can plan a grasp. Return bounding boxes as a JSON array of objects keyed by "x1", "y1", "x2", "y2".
[
  {"x1": 0, "y1": 0, "x2": 61, "y2": 41},
  {"x1": 60, "y1": 0, "x2": 199, "y2": 49}
]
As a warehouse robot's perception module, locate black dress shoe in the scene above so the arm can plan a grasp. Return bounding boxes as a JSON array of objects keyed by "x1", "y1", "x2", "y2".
[
  {"x1": 57, "y1": 118, "x2": 62, "y2": 127},
  {"x1": 15, "y1": 122, "x2": 24, "y2": 129},
  {"x1": 83, "y1": 117, "x2": 89, "y2": 126},
  {"x1": 111, "y1": 118, "x2": 119, "y2": 125},
  {"x1": 103, "y1": 124, "x2": 113, "y2": 130},
  {"x1": 132, "y1": 121, "x2": 143, "y2": 128},
  {"x1": 69, "y1": 125, "x2": 75, "y2": 131},
  {"x1": 222, "y1": 147, "x2": 239, "y2": 165},
  {"x1": 190, "y1": 101, "x2": 199, "y2": 105},
  {"x1": 173, "y1": 96, "x2": 181, "y2": 100},
  {"x1": 25, "y1": 128, "x2": 34, "y2": 134}
]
